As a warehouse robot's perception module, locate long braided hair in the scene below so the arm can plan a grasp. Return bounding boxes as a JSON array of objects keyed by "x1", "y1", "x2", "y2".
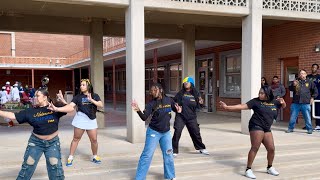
[
  {"x1": 261, "y1": 85, "x2": 275, "y2": 103},
  {"x1": 150, "y1": 83, "x2": 165, "y2": 108}
]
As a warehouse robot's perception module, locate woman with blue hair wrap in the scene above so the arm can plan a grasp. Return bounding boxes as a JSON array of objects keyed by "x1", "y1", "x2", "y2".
[{"x1": 172, "y1": 76, "x2": 209, "y2": 157}]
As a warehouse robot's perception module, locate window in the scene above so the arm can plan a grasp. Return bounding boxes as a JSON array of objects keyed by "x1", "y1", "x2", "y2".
[
  {"x1": 121, "y1": 71, "x2": 126, "y2": 91},
  {"x1": 225, "y1": 56, "x2": 241, "y2": 92},
  {"x1": 145, "y1": 68, "x2": 153, "y2": 91},
  {"x1": 104, "y1": 72, "x2": 112, "y2": 92},
  {"x1": 169, "y1": 64, "x2": 182, "y2": 92},
  {"x1": 116, "y1": 70, "x2": 126, "y2": 91},
  {"x1": 145, "y1": 66, "x2": 166, "y2": 91},
  {"x1": 219, "y1": 50, "x2": 241, "y2": 98},
  {"x1": 157, "y1": 66, "x2": 165, "y2": 83}
]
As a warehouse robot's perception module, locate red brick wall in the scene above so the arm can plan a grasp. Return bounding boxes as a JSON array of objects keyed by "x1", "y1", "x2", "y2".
[
  {"x1": 0, "y1": 33, "x2": 12, "y2": 56},
  {"x1": 15, "y1": 32, "x2": 85, "y2": 58},
  {"x1": 263, "y1": 21, "x2": 320, "y2": 122},
  {"x1": 263, "y1": 21, "x2": 320, "y2": 82}
]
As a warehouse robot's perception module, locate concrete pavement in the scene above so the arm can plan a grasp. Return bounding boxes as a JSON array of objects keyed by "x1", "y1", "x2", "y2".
[{"x1": 0, "y1": 107, "x2": 319, "y2": 180}]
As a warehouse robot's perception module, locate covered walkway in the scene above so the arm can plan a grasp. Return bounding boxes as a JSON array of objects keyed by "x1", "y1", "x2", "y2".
[{"x1": 0, "y1": 108, "x2": 318, "y2": 179}]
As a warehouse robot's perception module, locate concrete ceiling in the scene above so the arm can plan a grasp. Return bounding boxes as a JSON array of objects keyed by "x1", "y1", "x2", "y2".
[
  {"x1": 0, "y1": 0, "x2": 289, "y2": 29},
  {"x1": 102, "y1": 40, "x2": 230, "y2": 67},
  {"x1": 0, "y1": 0, "x2": 126, "y2": 21},
  {"x1": 0, "y1": 0, "x2": 290, "y2": 69},
  {"x1": 1, "y1": 0, "x2": 242, "y2": 27},
  {"x1": 145, "y1": 11, "x2": 242, "y2": 28}
]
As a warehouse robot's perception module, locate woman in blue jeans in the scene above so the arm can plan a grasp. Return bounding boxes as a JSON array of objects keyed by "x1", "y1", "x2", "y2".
[
  {"x1": 131, "y1": 83, "x2": 181, "y2": 180},
  {"x1": 0, "y1": 88, "x2": 66, "y2": 180}
]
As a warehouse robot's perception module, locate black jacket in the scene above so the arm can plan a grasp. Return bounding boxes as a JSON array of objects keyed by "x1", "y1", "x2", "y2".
[
  {"x1": 289, "y1": 79, "x2": 318, "y2": 104},
  {"x1": 137, "y1": 96, "x2": 177, "y2": 133},
  {"x1": 174, "y1": 88, "x2": 202, "y2": 120}
]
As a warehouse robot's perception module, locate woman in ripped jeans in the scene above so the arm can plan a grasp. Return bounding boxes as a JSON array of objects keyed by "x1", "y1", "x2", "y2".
[
  {"x1": 131, "y1": 83, "x2": 182, "y2": 180},
  {"x1": 0, "y1": 88, "x2": 67, "y2": 180}
]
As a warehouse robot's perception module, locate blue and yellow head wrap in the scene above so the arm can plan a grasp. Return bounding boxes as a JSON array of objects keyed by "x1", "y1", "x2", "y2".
[{"x1": 182, "y1": 76, "x2": 195, "y2": 87}]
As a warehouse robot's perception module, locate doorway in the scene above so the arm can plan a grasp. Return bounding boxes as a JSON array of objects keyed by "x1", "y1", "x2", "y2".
[
  {"x1": 197, "y1": 58, "x2": 215, "y2": 112},
  {"x1": 281, "y1": 57, "x2": 299, "y2": 122}
]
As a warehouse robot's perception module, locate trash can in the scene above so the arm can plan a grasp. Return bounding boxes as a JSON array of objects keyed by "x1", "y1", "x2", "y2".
[{"x1": 64, "y1": 91, "x2": 74, "y2": 103}]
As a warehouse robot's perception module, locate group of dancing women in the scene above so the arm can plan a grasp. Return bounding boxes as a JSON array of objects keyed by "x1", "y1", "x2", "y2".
[
  {"x1": 0, "y1": 79, "x2": 103, "y2": 180},
  {"x1": 0, "y1": 75, "x2": 287, "y2": 180}
]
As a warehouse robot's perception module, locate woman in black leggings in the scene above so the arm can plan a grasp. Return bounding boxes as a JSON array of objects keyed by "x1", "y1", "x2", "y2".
[{"x1": 172, "y1": 76, "x2": 209, "y2": 157}]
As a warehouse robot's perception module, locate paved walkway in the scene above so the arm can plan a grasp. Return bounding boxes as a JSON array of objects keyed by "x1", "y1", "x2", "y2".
[{"x1": 0, "y1": 106, "x2": 319, "y2": 179}]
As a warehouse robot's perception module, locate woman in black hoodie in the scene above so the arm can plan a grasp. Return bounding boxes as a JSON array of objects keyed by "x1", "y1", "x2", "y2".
[
  {"x1": 172, "y1": 76, "x2": 209, "y2": 157},
  {"x1": 132, "y1": 83, "x2": 181, "y2": 180}
]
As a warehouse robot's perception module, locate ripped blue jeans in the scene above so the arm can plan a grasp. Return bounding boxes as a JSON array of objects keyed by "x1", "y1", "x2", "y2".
[
  {"x1": 135, "y1": 127, "x2": 175, "y2": 180},
  {"x1": 17, "y1": 133, "x2": 64, "y2": 180}
]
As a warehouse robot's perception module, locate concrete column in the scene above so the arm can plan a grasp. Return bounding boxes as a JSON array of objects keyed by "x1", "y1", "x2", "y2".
[
  {"x1": 182, "y1": 25, "x2": 196, "y2": 81},
  {"x1": 90, "y1": 19, "x2": 105, "y2": 128},
  {"x1": 125, "y1": 0, "x2": 145, "y2": 143},
  {"x1": 241, "y1": 0, "x2": 263, "y2": 134}
]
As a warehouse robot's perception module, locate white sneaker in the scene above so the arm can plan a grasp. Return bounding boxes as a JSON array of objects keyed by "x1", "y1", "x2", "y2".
[
  {"x1": 173, "y1": 153, "x2": 178, "y2": 158},
  {"x1": 314, "y1": 126, "x2": 320, "y2": 131},
  {"x1": 245, "y1": 169, "x2": 256, "y2": 179},
  {"x1": 199, "y1": 149, "x2": 210, "y2": 155},
  {"x1": 165, "y1": 178, "x2": 176, "y2": 180},
  {"x1": 267, "y1": 167, "x2": 279, "y2": 176}
]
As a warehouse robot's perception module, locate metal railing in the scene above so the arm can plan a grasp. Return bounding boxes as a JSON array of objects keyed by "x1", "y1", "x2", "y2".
[
  {"x1": 0, "y1": 37, "x2": 127, "y2": 67},
  {"x1": 66, "y1": 49, "x2": 90, "y2": 65},
  {"x1": 263, "y1": 0, "x2": 320, "y2": 13},
  {"x1": 104, "y1": 37, "x2": 126, "y2": 52},
  {"x1": 312, "y1": 100, "x2": 320, "y2": 119},
  {"x1": 0, "y1": 56, "x2": 67, "y2": 66},
  {"x1": 170, "y1": 0, "x2": 247, "y2": 7},
  {"x1": 66, "y1": 37, "x2": 127, "y2": 64}
]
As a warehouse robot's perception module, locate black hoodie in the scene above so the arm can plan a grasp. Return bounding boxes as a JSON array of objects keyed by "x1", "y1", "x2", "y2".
[
  {"x1": 174, "y1": 87, "x2": 202, "y2": 120},
  {"x1": 137, "y1": 96, "x2": 177, "y2": 133}
]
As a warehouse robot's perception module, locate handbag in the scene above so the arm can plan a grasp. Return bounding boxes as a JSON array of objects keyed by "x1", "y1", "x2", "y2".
[{"x1": 145, "y1": 101, "x2": 159, "y2": 125}]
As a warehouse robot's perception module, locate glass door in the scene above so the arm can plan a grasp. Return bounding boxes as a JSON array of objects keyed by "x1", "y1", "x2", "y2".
[{"x1": 197, "y1": 58, "x2": 214, "y2": 112}]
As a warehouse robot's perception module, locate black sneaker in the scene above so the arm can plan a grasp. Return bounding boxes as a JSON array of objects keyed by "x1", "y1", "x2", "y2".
[
  {"x1": 314, "y1": 126, "x2": 320, "y2": 131},
  {"x1": 302, "y1": 126, "x2": 306, "y2": 130}
]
